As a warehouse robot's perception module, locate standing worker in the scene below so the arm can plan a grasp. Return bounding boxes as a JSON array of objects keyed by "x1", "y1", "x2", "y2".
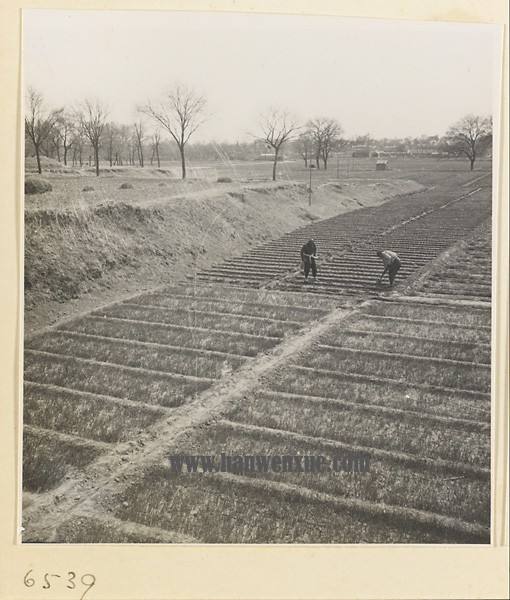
[
  {"x1": 301, "y1": 239, "x2": 318, "y2": 283},
  {"x1": 376, "y1": 250, "x2": 401, "y2": 286}
]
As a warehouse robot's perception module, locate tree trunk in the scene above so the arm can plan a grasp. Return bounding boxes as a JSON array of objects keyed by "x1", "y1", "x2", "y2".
[
  {"x1": 94, "y1": 146, "x2": 100, "y2": 176},
  {"x1": 35, "y1": 145, "x2": 42, "y2": 174},
  {"x1": 63, "y1": 146, "x2": 68, "y2": 166},
  {"x1": 470, "y1": 159, "x2": 475, "y2": 170},
  {"x1": 156, "y1": 144, "x2": 160, "y2": 168},
  {"x1": 272, "y1": 149, "x2": 279, "y2": 181},
  {"x1": 179, "y1": 145, "x2": 186, "y2": 179}
]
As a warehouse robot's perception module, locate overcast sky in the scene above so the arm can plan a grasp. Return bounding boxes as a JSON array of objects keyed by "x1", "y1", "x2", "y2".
[{"x1": 23, "y1": 10, "x2": 501, "y2": 142}]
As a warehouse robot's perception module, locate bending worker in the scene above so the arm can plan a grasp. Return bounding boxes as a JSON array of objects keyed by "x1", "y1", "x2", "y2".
[
  {"x1": 301, "y1": 239, "x2": 318, "y2": 283},
  {"x1": 376, "y1": 250, "x2": 401, "y2": 286}
]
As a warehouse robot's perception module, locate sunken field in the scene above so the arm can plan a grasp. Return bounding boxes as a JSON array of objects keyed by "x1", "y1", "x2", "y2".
[{"x1": 22, "y1": 163, "x2": 492, "y2": 544}]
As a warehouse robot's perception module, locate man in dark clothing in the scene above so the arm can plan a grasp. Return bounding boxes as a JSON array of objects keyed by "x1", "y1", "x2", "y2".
[
  {"x1": 376, "y1": 250, "x2": 401, "y2": 286},
  {"x1": 301, "y1": 239, "x2": 318, "y2": 283}
]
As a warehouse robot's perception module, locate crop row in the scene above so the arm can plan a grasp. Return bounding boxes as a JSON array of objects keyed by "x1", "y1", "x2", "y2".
[
  {"x1": 24, "y1": 382, "x2": 164, "y2": 443},
  {"x1": 199, "y1": 185, "x2": 490, "y2": 289},
  {"x1": 226, "y1": 391, "x2": 489, "y2": 467},
  {"x1": 153, "y1": 283, "x2": 339, "y2": 309},
  {"x1": 297, "y1": 345, "x2": 490, "y2": 392},
  {"x1": 24, "y1": 349, "x2": 211, "y2": 407},
  {"x1": 114, "y1": 464, "x2": 469, "y2": 543},
  {"x1": 60, "y1": 315, "x2": 279, "y2": 357},
  {"x1": 127, "y1": 292, "x2": 330, "y2": 322},
  {"x1": 318, "y1": 331, "x2": 489, "y2": 364},
  {"x1": 23, "y1": 426, "x2": 106, "y2": 492},
  {"x1": 91, "y1": 304, "x2": 302, "y2": 338},
  {"x1": 267, "y1": 366, "x2": 489, "y2": 423},
  {"x1": 26, "y1": 330, "x2": 247, "y2": 379},
  {"x1": 328, "y1": 314, "x2": 491, "y2": 344}
]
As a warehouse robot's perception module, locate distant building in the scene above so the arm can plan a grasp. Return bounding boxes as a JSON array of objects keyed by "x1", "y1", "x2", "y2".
[{"x1": 352, "y1": 146, "x2": 370, "y2": 158}]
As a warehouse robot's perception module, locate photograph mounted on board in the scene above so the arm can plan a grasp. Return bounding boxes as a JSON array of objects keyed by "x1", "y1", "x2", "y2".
[{"x1": 21, "y1": 9, "x2": 499, "y2": 544}]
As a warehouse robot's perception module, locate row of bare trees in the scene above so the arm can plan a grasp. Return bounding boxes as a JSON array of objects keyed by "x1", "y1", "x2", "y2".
[{"x1": 25, "y1": 85, "x2": 493, "y2": 180}]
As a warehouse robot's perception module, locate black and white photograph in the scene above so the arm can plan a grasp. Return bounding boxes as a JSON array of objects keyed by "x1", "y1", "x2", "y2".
[{"x1": 21, "y1": 9, "x2": 500, "y2": 545}]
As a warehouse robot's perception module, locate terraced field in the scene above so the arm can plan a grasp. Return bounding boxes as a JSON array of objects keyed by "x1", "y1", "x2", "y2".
[{"x1": 22, "y1": 169, "x2": 492, "y2": 544}]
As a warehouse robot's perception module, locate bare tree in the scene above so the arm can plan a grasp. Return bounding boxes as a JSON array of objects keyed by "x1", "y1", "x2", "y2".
[
  {"x1": 24, "y1": 88, "x2": 60, "y2": 174},
  {"x1": 446, "y1": 114, "x2": 492, "y2": 170},
  {"x1": 77, "y1": 100, "x2": 108, "y2": 176},
  {"x1": 104, "y1": 123, "x2": 118, "y2": 167},
  {"x1": 256, "y1": 109, "x2": 300, "y2": 181},
  {"x1": 134, "y1": 121, "x2": 145, "y2": 167},
  {"x1": 296, "y1": 132, "x2": 313, "y2": 168},
  {"x1": 150, "y1": 131, "x2": 161, "y2": 167},
  {"x1": 52, "y1": 112, "x2": 76, "y2": 166},
  {"x1": 307, "y1": 118, "x2": 344, "y2": 170},
  {"x1": 142, "y1": 85, "x2": 206, "y2": 179}
]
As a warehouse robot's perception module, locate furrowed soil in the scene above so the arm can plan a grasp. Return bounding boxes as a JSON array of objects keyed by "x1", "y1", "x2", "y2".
[
  {"x1": 22, "y1": 159, "x2": 493, "y2": 544},
  {"x1": 25, "y1": 173, "x2": 422, "y2": 334}
]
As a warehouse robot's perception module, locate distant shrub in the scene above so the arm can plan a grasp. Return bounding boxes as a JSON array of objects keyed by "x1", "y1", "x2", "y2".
[
  {"x1": 82, "y1": 186, "x2": 94, "y2": 192},
  {"x1": 119, "y1": 183, "x2": 133, "y2": 189},
  {"x1": 158, "y1": 182, "x2": 167, "y2": 187},
  {"x1": 217, "y1": 176, "x2": 232, "y2": 183},
  {"x1": 228, "y1": 191, "x2": 245, "y2": 202},
  {"x1": 25, "y1": 177, "x2": 52, "y2": 195}
]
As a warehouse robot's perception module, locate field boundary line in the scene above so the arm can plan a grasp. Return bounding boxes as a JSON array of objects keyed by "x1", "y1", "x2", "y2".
[
  {"x1": 338, "y1": 328, "x2": 491, "y2": 350},
  {"x1": 24, "y1": 380, "x2": 171, "y2": 415},
  {"x1": 45, "y1": 329, "x2": 253, "y2": 362},
  {"x1": 217, "y1": 419, "x2": 490, "y2": 480},
  {"x1": 370, "y1": 296, "x2": 491, "y2": 310},
  {"x1": 25, "y1": 348, "x2": 215, "y2": 384},
  {"x1": 73, "y1": 315, "x2": 282, "y2": 341},
  {"x1": 24, "y1": 512, "x2": 200, "y2": 544},
  {"x1": 316, "y1": 343, "x2": 490, "y2": 370},
  {"x1": 176, "y1": 281, "x2": 341, "y2": 302},
  {"x1": 212, "y1": 472, "x2": 489, "y2": 543},
  {"x1": 24, "y1": 424, "x2": 112, "y2": 452},
  {"x1": 290, "y1": 365, "x2": 491, "y2": 399},
  {"x1": 113, "y1": 303, "x2": 303, "y2": 326},
  {"x1": 258, "y1": 390, "x2": 490, "y2": 431},
  {"x1": 357, "y1": 313, "x2": 491, "y2": 330},
  {"x1": 462, "y1": 172, "x2": 491, "y2": 187},
  {"x1": 138, "y1": 292, "x2": 331, "y2": 314}
]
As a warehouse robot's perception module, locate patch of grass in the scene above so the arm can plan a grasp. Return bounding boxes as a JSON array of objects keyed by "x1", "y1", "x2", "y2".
[
  {"x1": 25, "y1": 177, "x2": 52, "y2": 195},
  {"x1": 115, "y1": 465, "x2": 455, "y2": 543},
  {"x1": 82, "y1": 186, "x2": 95, "y2": 192},
  {"x1": 269, "y1": 368, "x2": 490, "y2": 422},
  {"x1": 24, "y1": 351, "x2": 210, "y2": 407},
  {"x1": 300, "y1": 347, "x2": 490, "y2": 392},
  {"x1": 158, "y1": 284, "x2": 339, "y2": 311},
  {"x1": 364, "y1": 303, "x2": 490, "y2": 327},
  {"x1": 227, "y1": 394, "x2": 490, "y2": 466},
  {"x1": 23, "y1": 429, "x2": 102, "y2": 492},
  {"x1": 176, "y1": 422, "x2": 489, "y2": 525},
  {"x1": 95, "y1": 304, "x2": 300, "y2": 338},
  {"x1": 217, "y1": 177, "x2": 232, "y2": 183},
  {"x1": 119, "y1": 182, "x2": 133, "y2": 189},
  {"x1": 319, "y1": 330, "x2": 490, "y2": 364},
  {"x1": 27, "y1": 331, "x2": 246, "y2": 379},
  {"x1": 24, "y1": 384, "x2": 162, "y2": 443},
  {"x1": 337, "y1": 315, "x2": 491, "y2": 345},
  {"x1": 61, "y1": 316, "x2": 278, "y2": 357},
  {"x1": 130, "y1": 293, "x2": 327, "y2": 323}
]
